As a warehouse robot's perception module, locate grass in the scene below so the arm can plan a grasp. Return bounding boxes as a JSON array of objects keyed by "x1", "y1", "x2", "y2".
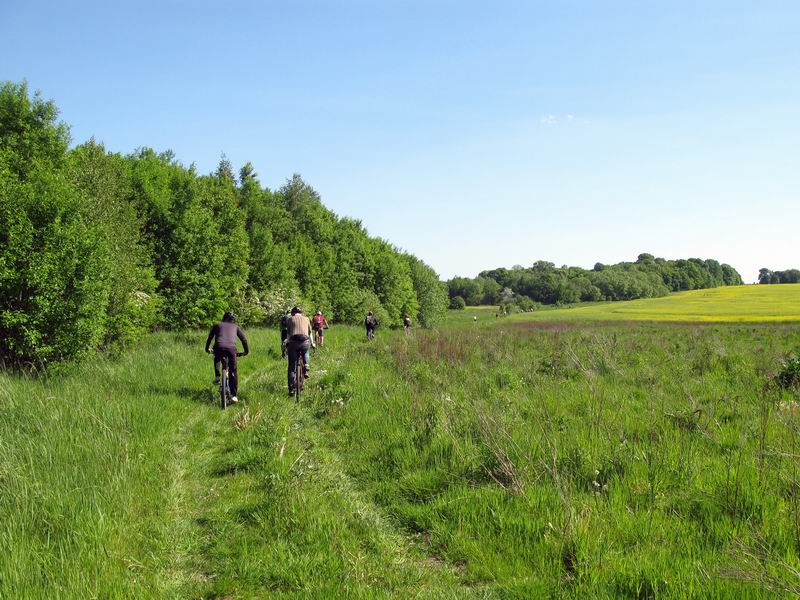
[
  {"x1": 505, "y1": 284, "x2": 800, "y2": 323},
  {"x1": 0, "y1": 329, "x2": 463, "y2": 598},
  {"x1": 3, "y1": 314, "x2": 800, "y2": 597}
]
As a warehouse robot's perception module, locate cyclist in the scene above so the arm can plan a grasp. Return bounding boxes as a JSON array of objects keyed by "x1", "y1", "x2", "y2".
[
  {"x1": 279, "y1": 308, "x2": 291, "y2": 357},
  {"x1": 205, "y1": 312, "x2": 249, "y2": 403},
  {"x1": 312, "y1": 310, "x2": 328, "y2": 347},
  {"x1": 403, "y1": 315, "x2": 411, "y2": 335},
  {"x1": 365, "y1": 311, "x2": 378, "y2": 340},
  {"x1": 285, "y1": 306, "x2": 316, "y2": 396}
]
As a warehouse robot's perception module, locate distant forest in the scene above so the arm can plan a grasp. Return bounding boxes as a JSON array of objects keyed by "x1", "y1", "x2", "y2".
[
  {"x1": 0, "y1": 82, "x2": 447, "y2": 365},
  {"x1": 758, "y1": 268, "x2": 800, "y2": 285},
  {"x1": 447, "y1": 254, "x2": 743, "y2": 309}
]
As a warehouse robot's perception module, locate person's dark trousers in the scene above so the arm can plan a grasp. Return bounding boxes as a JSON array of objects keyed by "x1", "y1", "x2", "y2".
[
  {"x1": 214, "y1": 346, "x2": 238, "y2": 396},
  {"x1": 287, "y1": 337, "x2": 311, "y2": 392},
  {"x1": 366, "y1": 326, "x2": 375, "y2": 339}
]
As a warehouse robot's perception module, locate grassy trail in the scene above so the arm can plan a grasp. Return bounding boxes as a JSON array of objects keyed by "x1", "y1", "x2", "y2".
[{"x1": 0, "y1": 328, "x2": 467, "y2": 598}]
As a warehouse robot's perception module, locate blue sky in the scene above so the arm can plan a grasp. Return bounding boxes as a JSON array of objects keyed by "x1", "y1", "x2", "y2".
[{"x1": 3, "y1": 0, "x2": 799, "y2": 282}]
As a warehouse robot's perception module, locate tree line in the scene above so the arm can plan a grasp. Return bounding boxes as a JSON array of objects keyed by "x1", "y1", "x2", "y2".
[
  {"x1": 447, "y1": 253, "x2": 743, "y2": 309},
  {"x1": 758, "y1": 268, "x2": 800, "y2": 285},
  {"x1": 0, "y1": 81, "x2": 448, "y2": 366}
]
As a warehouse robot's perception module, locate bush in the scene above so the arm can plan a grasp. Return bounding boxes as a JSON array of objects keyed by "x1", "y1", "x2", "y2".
[
  {"x1": 450, "y1": 296, "x2": 466, "y2": 310},
  {"x1": 0, "y1": 167, "x2": 112, "y2": 365},
  {"x1": 344, "y1": 289, "x2": 390, "y2": 328},
  {"x1": 776, "y1": 353, "x2": 800, "y2": 389},
  {"x1": 232, "y1": 285, "x2": 309, "y2": 326}
]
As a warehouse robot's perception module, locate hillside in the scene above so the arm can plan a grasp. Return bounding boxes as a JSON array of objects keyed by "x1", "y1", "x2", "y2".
[
  {"x1": 447, "y1": 254, "x2": 744, "y2": 311},
  {"x1": 499, "y1": 284, "x2": 800, "y2": 323}
]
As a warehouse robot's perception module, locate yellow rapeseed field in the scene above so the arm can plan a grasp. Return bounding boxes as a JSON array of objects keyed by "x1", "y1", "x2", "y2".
[{"x1": 518, "y1": 284, "x2": 800, "y2": 322}]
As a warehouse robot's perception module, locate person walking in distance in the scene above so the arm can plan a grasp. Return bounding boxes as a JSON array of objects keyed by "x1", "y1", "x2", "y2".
[
  {"x1": 285, "y1": 306, "x2": 315, "y2": 395},
  {"x1": 365, "y1": 311, "x2": 378, "y2": 340},
  {"x1": 205, "y1": 312, "x2": 249, "y2": 403},
  {"x1": 403, "y1": 314, "x2": 411, "y2": 335}
]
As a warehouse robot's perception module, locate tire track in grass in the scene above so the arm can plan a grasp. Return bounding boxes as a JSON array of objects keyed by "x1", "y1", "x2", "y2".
[
  {"x1": 183, "y1": 329, "x2": 484, "y2": 597},
  {"x1": 159, "y1": 405, "x2": 208, "y2": 596},
  {"x1": 287, "y1": 336, "x2": 485, "y2": 597}
]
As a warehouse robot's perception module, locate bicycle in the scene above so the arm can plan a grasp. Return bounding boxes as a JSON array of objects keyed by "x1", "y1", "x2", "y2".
[
  {"x1": 218, "y1": 352, "x2": 245, "y2": 410},
  {"x1": 294, "y1": 350, "x2": 305, "y2": 401}
]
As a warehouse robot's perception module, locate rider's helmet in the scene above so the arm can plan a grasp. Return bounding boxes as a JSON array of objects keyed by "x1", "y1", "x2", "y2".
[
  {"x1": 316, "y1": 310, "x2": 322, "y2": 315},
  {"x1": 291, "y1": 306, "x2": 302, "y2": 315},
  {"x1": 223, "y1": 312, "x2": 236, "y2": 322}
]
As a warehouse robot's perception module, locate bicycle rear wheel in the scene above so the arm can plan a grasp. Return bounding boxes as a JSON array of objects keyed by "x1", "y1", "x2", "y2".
[
  {"x1": 220, "y1": 359, "x2": 229, "y2": 410},
  {"x1": 295, "y1": 355, "x2": 304, "y2": 401}
]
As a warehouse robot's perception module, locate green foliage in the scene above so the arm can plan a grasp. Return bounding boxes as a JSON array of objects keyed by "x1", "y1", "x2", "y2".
[
  {"x1": 776, "y1": 353, "x2": 800, "y2": 389},
  {"x1": 231, "y1": 284, "x2": 310, "y2": 327},
  {"x1": 406, "y1": 255, "x2": 448, "y2": 328},
  {"x1": 0, "y1": 164, "x2": 111, "y2": 365},
  {"x1": 68, "y1": 140, "x2": 160, "y2": 347},
  {"x1": 760, "y1": 267, "x2": 800, "y2": 284},
  {"x1": 450, "y1": 254, "x2": 744, "y2": 307},
  {"x1": 450, "y1": 295, "x2": 466, "y2": 310},
  {"x1": 0, "y1": 83, "x2": 114, "y2": 365},
  {"x1": 343, "y1": 288, "x2": 390, "y2": 327},
  {"x1": 0, "y1": 80, "x2": 447, "y2": 366},
  {"x1": 0, "y1": 81, "x2": 69, "y2": 180}
]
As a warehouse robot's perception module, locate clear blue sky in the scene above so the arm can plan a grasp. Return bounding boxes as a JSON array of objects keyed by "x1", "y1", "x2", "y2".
[{"x1": 3, "y1": 0, "x2": 799, "y2": 282}]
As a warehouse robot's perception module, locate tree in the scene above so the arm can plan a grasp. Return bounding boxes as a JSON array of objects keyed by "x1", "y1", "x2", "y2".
[
  {"x1": 0, "y1": 83, "x2": 114, "y2": 365},
  {"x1": 0, "y1": 81, "x2": 70, "y2": 181},
  {"x1": 68, "y1": 140, "x2": 159, "y2": 347},
  {"x1": 450, "y1": 296, "x2": 466, "y2": 310},
  {"x1": 406, "y1": 255, "x2": 448, "y2": 327}
]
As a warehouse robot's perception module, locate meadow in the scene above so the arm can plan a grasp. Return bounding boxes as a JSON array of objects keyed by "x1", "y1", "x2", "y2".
[
  {"x1": 3, "y1": 290, "x2": 800, "y2": 597},
  {"x1": 503, "y1": 284, "x2": 800, "y2": 323}
]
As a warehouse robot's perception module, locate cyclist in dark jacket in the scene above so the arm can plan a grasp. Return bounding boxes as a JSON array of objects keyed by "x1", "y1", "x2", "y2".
[
  {"x1": 205, "y1": 312, "x2": 249, "y2": 403},
  {"x1": 365, "y1": 311, "x2": 378, "y2": 340},
  {"x1": 280, "y1": 309, "x2": 291, "y2": 357}
]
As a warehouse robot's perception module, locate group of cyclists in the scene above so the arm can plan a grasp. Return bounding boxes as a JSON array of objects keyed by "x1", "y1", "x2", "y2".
[{"x1": 204, "y1": 308, "x2": 410, "y2": 399}]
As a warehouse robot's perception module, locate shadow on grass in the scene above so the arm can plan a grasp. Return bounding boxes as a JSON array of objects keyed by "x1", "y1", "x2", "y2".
[{"x1": 168, "y1": 385, "x2": 216, "y2": 406}]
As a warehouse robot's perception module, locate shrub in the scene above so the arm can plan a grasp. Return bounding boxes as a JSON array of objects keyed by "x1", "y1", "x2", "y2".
[
  {"x1": 0, "y1": 166, "x2": 112, "y2": 365},
  {"x1": 450, "y1": 296, "x2": 466, "y2": 310},
  {"x1": 230, "y1": 284, "x2": 325, "y2": 327},
  {"x1": 342, "y1": 288, "x2": 390, "y2": 327},
  {"x1": 776, "y1": 353, "x2": 800, "y2": 389}
]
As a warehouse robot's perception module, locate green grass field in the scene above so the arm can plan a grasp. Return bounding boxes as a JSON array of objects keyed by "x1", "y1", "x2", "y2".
[
  {"x1": 509, "y1": 284, "x2": 800, "y2": 323},
  {"x1": 3, "y1": 292, "x2": 800, "y2": 597}
]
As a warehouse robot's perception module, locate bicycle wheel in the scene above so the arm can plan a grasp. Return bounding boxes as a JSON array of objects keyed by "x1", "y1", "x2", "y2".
[
  {"x1": 220, "y1": 360, "x2": 229, "y2": 410},
  {"x1": 295, "y1": 355, "x2": 304, "y2": 401}
]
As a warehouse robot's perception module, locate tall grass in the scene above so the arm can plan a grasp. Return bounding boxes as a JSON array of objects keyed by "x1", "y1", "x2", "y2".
[
  {"x1": 2, "y1": 322, "x2": 800, "y2": 597},
  {"x1": 311, "y1": 323, "x2": 800, "y2": 596}
]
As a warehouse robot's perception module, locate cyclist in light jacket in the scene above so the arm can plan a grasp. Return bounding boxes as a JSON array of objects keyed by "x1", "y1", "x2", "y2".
[{"x1": 285, "y1": 307, "x2": 316, "y2": 395}]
